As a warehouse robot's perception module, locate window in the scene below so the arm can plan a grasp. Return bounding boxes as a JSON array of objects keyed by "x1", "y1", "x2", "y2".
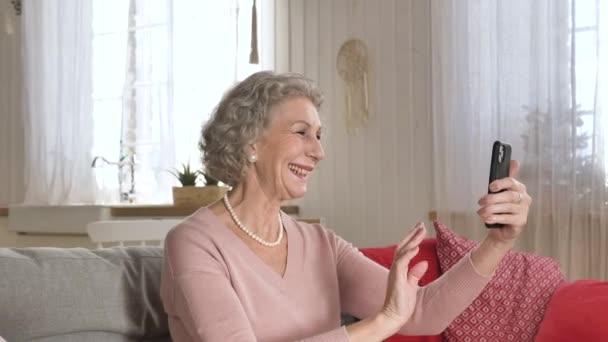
[
  {"x1": 571, "y1": 0, "x2": 598, "y2": 152},
  {"x1": 569, "y1": 0, "x2": 607, "y2": 187},
  {"x1": 91, "y1": 0, "x2": 270, "y2": 204}
]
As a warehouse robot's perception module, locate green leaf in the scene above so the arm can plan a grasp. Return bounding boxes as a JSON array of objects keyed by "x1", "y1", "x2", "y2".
[{"x1": 168, "y1": 162, "x2": 201, "y2": 186}]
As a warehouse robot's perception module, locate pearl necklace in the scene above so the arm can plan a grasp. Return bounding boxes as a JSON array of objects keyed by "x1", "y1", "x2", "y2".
[{"x1": 222, "y1": 194, "x2": 284, "y2": 247}]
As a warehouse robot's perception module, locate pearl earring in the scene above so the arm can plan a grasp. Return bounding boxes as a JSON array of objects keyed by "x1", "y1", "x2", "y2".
[{"x1": 248, "y1": 154, "x2": 257, "y2": 163}]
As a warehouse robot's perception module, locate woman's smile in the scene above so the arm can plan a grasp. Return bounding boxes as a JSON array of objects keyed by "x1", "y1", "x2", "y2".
[{"x1": 288, "y1": 163, "x2": 312, "y2": 179}]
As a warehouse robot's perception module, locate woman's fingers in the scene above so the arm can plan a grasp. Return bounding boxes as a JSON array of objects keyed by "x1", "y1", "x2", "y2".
[
  {"x1": 394, "y1": 247, "x2": 420, "y2": 268},
  {"x1": 479, "y1": 190, "x2": 528, "y2": 206},
  {"x1": 380, "y1": 223, "x2": 429, "y2": 328},
  {"x1": 396, "y1": 222, "x2": 426, "y2": 250},
  {"x1": 478, "y1": 188, "x2": 530, "y2": 228},
  {"x1": 477, "y1": 201, "x2": 519, "y2": 216},
  {"x1": 395, "y1": 227, "x2": 426, "y2": 260},
  {"x1": 407, "y1": 261, "x2": 429, "y2": 285},
  {"x1": 509, "y1": 159, "x2": 520, "y2": 178},
  {"x1": 488, "y1": 177, "x2": 526, "y2": 195},
  {"x1": 483, "y1": 214, "x2": 525, "y2": 226},
  {"x1": 393, "y1": 224, "x2": 427, "y2": 284},
  {"x1": 479, "y1": 176, "x2": 531, "y2": 230},
  {"x1": 478, "y1": 159, "x2": 531, "y2": 243}
]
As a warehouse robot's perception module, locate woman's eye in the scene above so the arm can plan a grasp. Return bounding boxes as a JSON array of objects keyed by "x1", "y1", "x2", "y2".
[{"x1": 296, "y1": 131, "x2": 306, "y2": 136}]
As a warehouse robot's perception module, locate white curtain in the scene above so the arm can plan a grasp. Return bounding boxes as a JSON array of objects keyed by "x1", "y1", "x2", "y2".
[
  {"x1": 431, "y1": 0, "x2": 608, "y2": 280},
  {"x1": 19, "y1": 0, "x2": 274, "y2": 205},
  {"x1": 21, "y1": 0, "x2": 96, "y2": 204},
  {"x1": 90, "y1": 0, "x2": 176, "y2": 204},
  {"x1": 0, "y1": 1, "x2": 25, "y2": 206}
]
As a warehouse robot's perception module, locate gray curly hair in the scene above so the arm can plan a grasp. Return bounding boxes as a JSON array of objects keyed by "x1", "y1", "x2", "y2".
[{"x1": 199, "y1": 71, "x2": 324, "y2": 186}]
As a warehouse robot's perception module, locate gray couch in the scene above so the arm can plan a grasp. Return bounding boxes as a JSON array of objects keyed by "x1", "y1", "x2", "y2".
[{"x1": 0, "y1": 246, "x2": 170, "y2": 342}]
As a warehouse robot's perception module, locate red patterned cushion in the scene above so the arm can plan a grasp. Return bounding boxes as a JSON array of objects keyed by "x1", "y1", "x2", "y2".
[
  {"x1": 535, "y1": 280, "x2": 608, "y2": 341},
  {"x1": 434, "y1": 221, "x2": 565, "y2": 342},
  {"x1": 361, "y1": 239, "x2": 442, "y2": 342}
]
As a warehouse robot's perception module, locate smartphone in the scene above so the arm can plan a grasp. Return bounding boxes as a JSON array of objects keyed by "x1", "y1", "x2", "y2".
[{"x1": 486, "y1": 141, "x2": 511, "y2": 228}]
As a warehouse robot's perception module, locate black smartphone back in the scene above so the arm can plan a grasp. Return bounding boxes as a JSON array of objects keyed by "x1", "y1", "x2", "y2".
[{"x1": 486, "y1": 141, "x2": 511, "y2": 228}]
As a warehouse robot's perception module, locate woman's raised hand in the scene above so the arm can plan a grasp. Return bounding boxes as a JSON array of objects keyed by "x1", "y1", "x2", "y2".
[
  {"x1": 470, "y1": 159, "x2": 532, "y2": 277},
  {"x1": 477, "y1": 160, "x2": 532, "y2": 244},
  {"x1": 380, "y1": 222, "x2": 429, "y2": 330},
  {"x1": 346, "y1": 222, "x2": 430, "y2": 341}
]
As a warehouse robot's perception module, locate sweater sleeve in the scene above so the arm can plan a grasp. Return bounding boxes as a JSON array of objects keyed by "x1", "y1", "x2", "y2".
[
  {"x1": 335, "y1": 234, "x2": 492, "y2": 336},
  {"x1": 164, "y1": 240, "x2": 258, "y2": 341},
  {"x1": 163, "y1": 225, "x2": 353, "y2": 342}
]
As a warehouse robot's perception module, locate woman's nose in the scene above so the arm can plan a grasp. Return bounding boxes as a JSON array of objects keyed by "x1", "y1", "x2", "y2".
[{"x1": 309, "y1": 138, "x2": 325, "y2": 162}]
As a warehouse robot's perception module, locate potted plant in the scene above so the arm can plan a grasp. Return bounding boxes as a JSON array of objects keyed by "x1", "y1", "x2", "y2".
[
  {"x1": 169, "y1": 163, "x2": 200, "y2": 187},
  {"x1": 169, "y1": 163, "x2": 228, "y2": 206}
]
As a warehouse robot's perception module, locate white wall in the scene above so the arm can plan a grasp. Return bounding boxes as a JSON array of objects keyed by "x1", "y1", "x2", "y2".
[
  {"x1": 0, "y1": 2, "x2": 25, "y2": 205},
  {"x1": 288, "y1": 0, "x2": 434, "y2": 247}
]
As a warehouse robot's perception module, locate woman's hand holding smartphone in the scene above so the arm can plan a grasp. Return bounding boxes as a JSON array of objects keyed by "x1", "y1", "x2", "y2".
[
  {"x1": 477, "y1": 140, "x2": 530, "y2": 243},
  {"x1": 486, "y1": 141, "x2": 512, "y2": 228},
  {"x1": 469, "y1": 142, "x2": 532, "y2": 276}
]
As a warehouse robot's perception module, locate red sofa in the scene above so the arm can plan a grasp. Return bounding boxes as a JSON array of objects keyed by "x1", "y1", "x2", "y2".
[{"x1": 360, "y1": 236, "x2": 608, "y2": 342}]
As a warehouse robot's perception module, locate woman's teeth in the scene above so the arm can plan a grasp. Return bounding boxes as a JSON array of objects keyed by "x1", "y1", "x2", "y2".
[{"x1": 288, "y1": 164, "x2": 307, "y2": 176}]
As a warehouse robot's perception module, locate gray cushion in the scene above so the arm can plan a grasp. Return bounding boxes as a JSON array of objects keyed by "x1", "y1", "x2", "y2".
[
  {"x1": 0, "y1": 247, "x2": 169, "y2": 341},
  {"x1": 31, "y1": 331, "x2": 170, "y2": 342}
]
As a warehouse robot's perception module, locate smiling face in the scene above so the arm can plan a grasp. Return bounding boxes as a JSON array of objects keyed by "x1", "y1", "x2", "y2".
[{"x1": 249, "y1": 96, "x2": 325, "y2": 201}]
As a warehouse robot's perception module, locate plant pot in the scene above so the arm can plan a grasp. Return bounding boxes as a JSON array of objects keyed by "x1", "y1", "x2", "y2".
[{"x1": 172, "y1": 185, "x2": 229, "y2": 207}]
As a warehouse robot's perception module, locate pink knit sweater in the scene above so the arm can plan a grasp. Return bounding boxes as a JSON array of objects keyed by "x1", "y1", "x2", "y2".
[{"x1": 161, "y1": 208, "x2": 491, "y2": 341}]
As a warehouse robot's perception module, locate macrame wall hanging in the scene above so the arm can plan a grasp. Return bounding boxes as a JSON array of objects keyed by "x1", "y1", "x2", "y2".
[{"x1": 336, "y1": 39, "x2": 369, "y2": 135}]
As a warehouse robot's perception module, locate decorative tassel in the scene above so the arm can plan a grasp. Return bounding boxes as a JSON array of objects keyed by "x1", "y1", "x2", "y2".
[{"x1": 249, "y1": 0, "x2": 259, "y2": 64}]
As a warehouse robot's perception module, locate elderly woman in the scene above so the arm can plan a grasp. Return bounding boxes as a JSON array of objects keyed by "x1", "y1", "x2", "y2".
[{"x1": 160, "y1": 71, "x2": 531, "y2": 342}]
